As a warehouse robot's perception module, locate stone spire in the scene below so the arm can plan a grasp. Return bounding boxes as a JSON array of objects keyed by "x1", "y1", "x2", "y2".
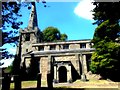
[{"x1": 28, "y1": 2, "x2": 38, "y2": 29}]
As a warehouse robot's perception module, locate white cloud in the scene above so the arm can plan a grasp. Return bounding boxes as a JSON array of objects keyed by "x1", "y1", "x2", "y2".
[
  {"x1": 74, "y1": 0, "x2": 95, "y2": 20},
  {"x1": 0, "y1": 48, "x2": 16, "y2": 68},
  {"x1": 0, "y1": 58, "x2": 14, "y2": 68},
  {"x1": 8, "y1": 48, "x2": 16, "y2": 55}
]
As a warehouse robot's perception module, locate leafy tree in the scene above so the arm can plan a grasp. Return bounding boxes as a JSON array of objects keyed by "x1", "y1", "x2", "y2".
[
  {"x1": 93, "y1": 2, "x2": 120, "y2": 25},
  {"x1": 90, "y1": 41, "x2": 120, "y2": 80},
  {"x1": 1, "y1": 2, "x2": 22, "y2": 59},
  {"x1": 60, "y1": 33, "x2": 68, "y2": 41},
  {"x1": 1, "y1": 1, "x2": 46, "y2": 59},
  {"x1": 1, "y1": 2, "x2": 49, "y2": 76},
  {"x1": 93, "y1": 20, "x2": 120, "y2": 44},
  {"x1": 42, "y1": 26, "x2": 68, "y2": 42},
  {"x1": 90, "y1": 2, "x2": 120, "y2": 81}
]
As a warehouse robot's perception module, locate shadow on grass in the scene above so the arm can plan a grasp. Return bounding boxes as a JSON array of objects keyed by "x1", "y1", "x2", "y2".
[
  {"x1": 10, "y1": 87, "x2": 118, "y2": 90},
  {"x1": 14, "y1": 87, "x2": 84, "y2": 90}
]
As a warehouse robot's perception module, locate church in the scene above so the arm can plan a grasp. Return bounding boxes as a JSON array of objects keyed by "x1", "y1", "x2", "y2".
[{"x1": 16, "y1": 3, "x2": 95, "y2": 87}]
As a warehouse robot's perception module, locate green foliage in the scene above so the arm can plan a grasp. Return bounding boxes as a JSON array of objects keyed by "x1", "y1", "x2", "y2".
[
  {"x1": 93, "y1": 20, "x2": 120, "y2": 44},
  {"x1": 93, "y1": 2, "x2": 120, "y2": 25},
  {"x1": 91, "y1": 2, "x2": 120, "y2": 81},
  {"x1": 90, "y1": 41, "x2": 120, "y2": 78},
  {"x1": 4, "y1": 65, "x2": 13, "y2": 73},
  {"x1": 42, "y1": 26, "x2": 68, "y2": 42},
  {"x1": 60, "y1": 34, "x2": 68, "y2": 41}
]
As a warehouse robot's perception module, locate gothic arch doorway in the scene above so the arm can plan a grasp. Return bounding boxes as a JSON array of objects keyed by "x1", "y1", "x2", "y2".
[{"x1": 58, "y1": 66, "x2": 67, "y2": 83}]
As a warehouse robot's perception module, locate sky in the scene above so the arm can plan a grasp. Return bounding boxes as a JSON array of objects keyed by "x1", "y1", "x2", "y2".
[
  {"x1": 20, "y1": 0, "x2": 96, "y2": 41},
  {"x1": 1, "y1": 0, "x2": 97, "y2": 67}
]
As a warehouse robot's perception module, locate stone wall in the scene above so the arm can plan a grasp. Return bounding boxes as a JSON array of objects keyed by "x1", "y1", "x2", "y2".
[
  {"x1": 40, "y1": 57, "x2": 48, "y2": 74},
  {"x1": 54, "y1": 55, "x2": 75, "y2": 62},
  {"x1": 69, "y1": 44, "x2": 80, "y2": 49}
]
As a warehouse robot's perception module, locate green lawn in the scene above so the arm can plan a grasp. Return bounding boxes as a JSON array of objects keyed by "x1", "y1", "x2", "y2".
[
  {"x1": 10, "y1": 80, "x2": 119, "y2": 89},
  {"x1": 10, "y1": 80, "x2": 37, "y2": 89}
]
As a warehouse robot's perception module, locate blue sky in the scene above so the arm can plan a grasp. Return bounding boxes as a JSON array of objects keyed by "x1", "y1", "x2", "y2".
[
  {"x1": 2, "y1": 0, "x2": 97, "y2": 63},
  {"x1": 20, "y1": 1, "x2": 96, "y2": 40}
]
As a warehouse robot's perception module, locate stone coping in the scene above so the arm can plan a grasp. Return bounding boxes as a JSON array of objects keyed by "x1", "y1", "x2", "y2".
[
  {"x1": 32, "y1": 39, "x2": 92, "y2": 46},
  {"x1": 23, "y1": 48, "x2": 95, "y2": 56}
]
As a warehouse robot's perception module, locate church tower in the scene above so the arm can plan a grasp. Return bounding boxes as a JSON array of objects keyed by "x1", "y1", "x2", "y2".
[
  {"x1": 18, "y1": 2, "x2": 42, "y2": 66},
  {"x1": 28, "y1": 2, "x2": 38, "y2": 29}
]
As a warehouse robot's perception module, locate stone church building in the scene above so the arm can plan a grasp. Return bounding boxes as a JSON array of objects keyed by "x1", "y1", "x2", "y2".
[{"x1": 16, "y1": 3, "x2": 95, "y2": 87}]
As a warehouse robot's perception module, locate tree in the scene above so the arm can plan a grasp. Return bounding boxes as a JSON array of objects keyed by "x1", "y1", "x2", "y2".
[
  {"x1": 60, "y1": 34, "x2": 68, "y2": 41},
  {"x1": 1, "y1": 2, "x2": 22, "y2": 59},
  {"x1": 1, "y1": 1, "x2": 46, "y2": 60},
  {"x1": 93, "y1": 20, "x2": 120, "y2": 44},
  {"x1": 90, "y1": 2, "x2": 120, "y2": 81},
  {"x1": 42, "y1": 26, "x2": 68, "y2": 42},
  {"x1": 93, "y1": 2, "x2": 120, "y2": 25},
  {"x1": 90, "y1": 40, "x2": 120, "y2": 80}
]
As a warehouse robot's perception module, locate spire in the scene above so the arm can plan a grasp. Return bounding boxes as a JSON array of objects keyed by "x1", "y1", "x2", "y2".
[{"x1": 28, "y1": 2, "x2": 38, "y2": 29}]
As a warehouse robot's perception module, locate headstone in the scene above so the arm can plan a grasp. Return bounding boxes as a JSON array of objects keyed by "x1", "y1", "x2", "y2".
[
  {"x1": 14, "y1": 75, "x2": 21, "y2": 90},
  {"x1": 81, "y1": 74, "x2": 87, "y2": 81},
  {"x1": 47, "y1": 74, "x2": 53, "y2": 88},
  {"x1": 37, "y1": 73, "x2": 41, "y2": 88},
  {"x1": 2, "y1": 73, "x2": 11, "y2": 90}
]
